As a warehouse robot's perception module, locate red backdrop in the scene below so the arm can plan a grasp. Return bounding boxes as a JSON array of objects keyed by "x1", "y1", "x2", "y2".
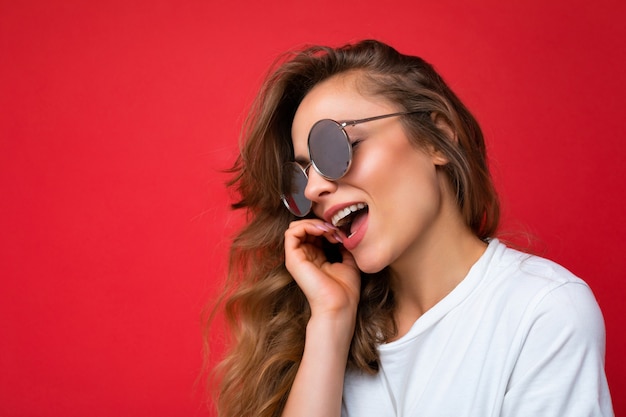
[{"x1": 1, "y1": 0, "x2": 624, "y2": 415}]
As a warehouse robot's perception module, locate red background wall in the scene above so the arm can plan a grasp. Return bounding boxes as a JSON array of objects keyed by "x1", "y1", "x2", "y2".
[{"x1": 1, "y1": 0, "x2": 624, "y2": 415}]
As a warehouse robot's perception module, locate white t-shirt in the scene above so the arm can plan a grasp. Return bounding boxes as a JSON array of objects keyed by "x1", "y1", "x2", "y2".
[{"x1": 342, "y1": 239, "x2": 613, "y2": 417}]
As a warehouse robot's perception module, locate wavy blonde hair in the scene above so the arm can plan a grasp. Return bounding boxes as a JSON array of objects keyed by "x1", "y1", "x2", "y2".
[{"x1": 209, "y1": 40, "x2": 499, "y2": 417}]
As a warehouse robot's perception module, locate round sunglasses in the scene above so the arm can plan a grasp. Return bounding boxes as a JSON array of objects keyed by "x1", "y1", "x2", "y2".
[{"x1": 281, "y1": 111, "x2": 419, "y2": 217}]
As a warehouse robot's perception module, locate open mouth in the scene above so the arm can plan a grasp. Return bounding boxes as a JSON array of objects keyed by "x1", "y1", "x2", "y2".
[{"x1": 331, "y1": 203, "x2": 369, "y2": 237}]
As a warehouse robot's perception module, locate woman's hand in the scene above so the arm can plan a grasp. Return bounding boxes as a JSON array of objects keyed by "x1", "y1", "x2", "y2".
[
  {"x1": 284, "y1": 219, "x2": 361, "y2": 320},
  {"x1": 282, "y1": 219, "x2": 361, "y2": 417}
]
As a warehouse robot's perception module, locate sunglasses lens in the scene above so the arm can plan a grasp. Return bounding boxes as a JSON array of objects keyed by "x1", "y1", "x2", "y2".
[
  {"x1": 281, "y1": 162, "x2": 311, "y2": 217},
  {"x1": 282, "y1": 119, "x2": 352, "y2": 217},
  {"x1": 309, "y1": 120, "x2": 351, "y2": 179}
]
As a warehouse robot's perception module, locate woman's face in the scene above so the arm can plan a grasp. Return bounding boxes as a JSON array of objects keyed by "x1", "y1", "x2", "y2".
[{"x1": 291, "y1": 72, "x2": 451, "y2": 274}]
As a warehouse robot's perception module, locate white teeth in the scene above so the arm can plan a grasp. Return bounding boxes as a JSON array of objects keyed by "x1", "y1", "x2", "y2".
[{"x1": 331, "y1": 203, "x2": 367, "y2": 227}]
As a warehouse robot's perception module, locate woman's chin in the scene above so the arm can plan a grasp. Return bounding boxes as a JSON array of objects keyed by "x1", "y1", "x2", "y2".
[{"x1": 354, "y1": 256, "x2": 387, "y2": 275}]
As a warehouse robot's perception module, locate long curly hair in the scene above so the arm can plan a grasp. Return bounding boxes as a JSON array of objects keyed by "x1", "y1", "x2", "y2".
[{"x1": 209, "y1": 39, "x2": 499, "y2": 417}]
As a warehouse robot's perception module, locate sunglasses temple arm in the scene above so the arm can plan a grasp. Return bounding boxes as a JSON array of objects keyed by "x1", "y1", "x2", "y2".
[{"x1": 340, "y1": 111, "x2": 419, "y2": 127}]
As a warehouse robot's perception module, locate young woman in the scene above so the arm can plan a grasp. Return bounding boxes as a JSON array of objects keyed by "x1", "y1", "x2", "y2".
[{"x1": 212, "y1": 40, "x2": 613, "y2": 417}]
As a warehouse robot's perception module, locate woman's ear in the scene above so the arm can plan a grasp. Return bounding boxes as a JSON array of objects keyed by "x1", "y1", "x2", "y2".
[
  {"x1": 431, "y1": 151, "x2": 450, "y2": 166},
  {"x1": 429, "y1": 112, "x2": 456, "y2": 166},
  {"x1": 431, "y1": 112, "x2": 457, "y2": 143}
]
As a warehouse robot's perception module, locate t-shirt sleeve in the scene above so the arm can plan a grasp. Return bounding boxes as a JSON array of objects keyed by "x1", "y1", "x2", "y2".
[{"x1": 501, "y1": 280, "x2": 613, "y2": 416}]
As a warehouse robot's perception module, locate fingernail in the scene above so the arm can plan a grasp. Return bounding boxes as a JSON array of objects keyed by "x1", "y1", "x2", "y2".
[
  {"x1": 333, "y1": 232, "x2": 343, "y2": 243},
  {"x1": 315, "y1": 224, "x2": 330, "y2": 232},
  {"x1": 324, "y1": 222, "x2": 339, "y2": 231}
]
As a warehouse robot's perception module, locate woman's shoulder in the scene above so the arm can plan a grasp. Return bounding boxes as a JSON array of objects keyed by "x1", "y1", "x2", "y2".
[
  {"x1": 485, "y1": 242, "x2": 612, "y2": 416},
  {"x1": 484, "y1": 239, "x2": 605, "y2": 337},
  {"x1": 487, "y1": 239, "x2": 590, "y2": 292}
]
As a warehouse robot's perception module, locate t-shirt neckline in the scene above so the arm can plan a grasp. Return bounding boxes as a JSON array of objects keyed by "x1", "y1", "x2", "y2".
[{"x1": 379, "y1": 238, "x2": 503, "y2": 350}]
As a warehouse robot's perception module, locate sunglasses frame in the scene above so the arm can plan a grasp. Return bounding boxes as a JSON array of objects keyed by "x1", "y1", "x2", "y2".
[{"x1": 281, "y1": 111, "x2": 421, "y2": 217}]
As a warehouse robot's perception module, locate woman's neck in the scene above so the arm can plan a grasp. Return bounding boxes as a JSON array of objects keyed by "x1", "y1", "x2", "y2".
[{"x1": 387, "y1": 188, "x2": 487, "y2": 340}]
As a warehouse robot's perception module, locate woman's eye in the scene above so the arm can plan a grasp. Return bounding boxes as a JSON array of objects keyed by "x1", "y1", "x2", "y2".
[{"x1": 350, "y1": 139, "x2": 363, "y2": 150}]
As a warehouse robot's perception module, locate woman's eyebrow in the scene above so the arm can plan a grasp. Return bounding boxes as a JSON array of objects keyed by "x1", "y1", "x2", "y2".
[
  {"x1": 294, "y1": 154, "x2": 309, "y2": 164},
  {"x1": 343, "y1": 124, "x2": 368, "y2": 136}
]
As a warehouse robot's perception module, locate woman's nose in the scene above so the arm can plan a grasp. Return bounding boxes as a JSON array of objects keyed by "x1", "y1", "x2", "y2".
[{"x1": 304, "y1": 166, "x2": 338, "y2": 203}]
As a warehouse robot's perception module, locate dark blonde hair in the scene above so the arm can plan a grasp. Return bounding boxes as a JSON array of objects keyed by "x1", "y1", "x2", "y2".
[{"x1": 211, "y1": 40, "x2": 499, "y2": 417}]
